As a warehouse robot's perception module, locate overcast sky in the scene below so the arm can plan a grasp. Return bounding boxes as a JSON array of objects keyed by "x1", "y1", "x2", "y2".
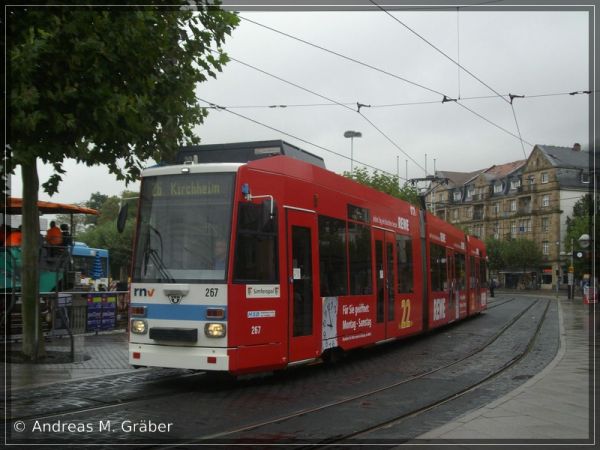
[{"x1": 10, "y1": 5, "x2": 591, "y2": 205}]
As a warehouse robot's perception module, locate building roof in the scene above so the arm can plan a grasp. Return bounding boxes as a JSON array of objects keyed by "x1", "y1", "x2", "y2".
[
  {"x1": 536, "y1": 145, "x2": 590, "y2": 169},
  {"x1": 435, "y1": 170, "x2": 483, "y2": 188},
  {"x1": 484, "y1": 160, "x2": 526, "y2": 178}
]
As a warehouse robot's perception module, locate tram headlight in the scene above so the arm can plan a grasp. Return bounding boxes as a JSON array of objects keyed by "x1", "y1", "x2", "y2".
[
  {"x1": 205, "y1": 323, "x2": 226, "y2": 338},
  {"x1": 131, "y1": 319, "x2": 148, "y2": 335}
]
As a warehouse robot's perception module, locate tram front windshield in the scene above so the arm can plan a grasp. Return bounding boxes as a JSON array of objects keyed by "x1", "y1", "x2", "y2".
[{"x1": 133, "y1": 172, "x2": 235, "y2": 283}]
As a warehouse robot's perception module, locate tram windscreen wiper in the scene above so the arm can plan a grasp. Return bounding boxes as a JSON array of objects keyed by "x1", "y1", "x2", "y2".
[{"x1": 144, "y1": 246, "x2": 175, "y2": 283}]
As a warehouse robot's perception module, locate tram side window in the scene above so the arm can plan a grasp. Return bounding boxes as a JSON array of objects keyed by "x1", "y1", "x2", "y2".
[
  {"x1": 348, "y1": 222, "x2": 372, "y2": 295},
  {"x1": 396, "y1": 235, "x2": 413, "y2": 293},
  {"x1": 233, "y1": 202, "x2": 278, "y2": 283},
  {"x1": 318, "y1": 216, "x2": 348, "y2": 296},
  {"x1": 430, "y1": 244, "x2": 447, "y2": 292},
  {"x1": 455, "y1": 252, "x2": 466, "y2": 290}
]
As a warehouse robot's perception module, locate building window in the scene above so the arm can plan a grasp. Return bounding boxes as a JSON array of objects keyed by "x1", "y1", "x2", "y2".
[
  {"x1": 581, "y1": 171, "x2": 590, "y2": 183},
  {"x1": 519, "y1": 219, "x2": 531, "y2": 233},
  {"x1": 465, "y1": 207, "x2": 472, "y2": 218},
  {"x1": 510, "y1": 179, "x2": 521, "y2": 190},
  {"x1": 542, "y1": 241, "x2": 549, "y2": 255},
  {"x1": 511, "y1": 222, "x2": 517, "y2": 235},
  {"x1": 493, "y1": 222, "x2": 500, "y2": 239},
  {"x1": 528, "y1": 175, "x2": 535, "y2": 185},
  {"x1": 453, "y1": 191, "x2": 462, "y2": 202},
  {"x1": 541, "y1": 172, "x2": 548, "y2": 183},
  {"x1": 452, "y1": 209, "x2": 459, "y2": 220},
  {"x1": 541, "y1": 217, "x2": 549, "y2": 232},
  {"x1": 494, "y1": 183, "x2": 503, "y2": 193},
  {"x1": 510, "y1": 200, "x2": 516, "y2": 212},
  {"x1": 493, "y1": 202, "x2": 499, "y2": 215},
  {"x1": 542, "y1": 195, "x2": 550, "y2": 207},
  {"x1": 466, "y1": 185, "x2": 474, "y2": 199}
]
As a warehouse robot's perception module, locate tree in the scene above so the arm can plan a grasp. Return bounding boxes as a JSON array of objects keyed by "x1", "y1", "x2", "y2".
[
  {"x1": 484, "y1": 238, "x2": 505, "y2": 273},
  {"x1": 7, "y1": 4, "x2": 239, "y2": 360},
  {"x1": 502, "y1": 239, "x2": 543, "y2": 287},
  {"x1": 484, "y1": 238, "x2": 542, "y2": 288},
  {"x1": 78, "y1": 191, "x2": 138, "y2": 279},
  {"x1": 343, "y1": 167, "x2": 420, "y2": 205}
]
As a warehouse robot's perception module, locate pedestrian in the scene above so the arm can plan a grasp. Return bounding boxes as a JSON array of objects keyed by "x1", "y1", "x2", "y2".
[
  {"x1": 5, "y1": 226, "x2": 22, "y2": 246},
  {"x1": 489, "y1": 278, "x2": 496, "y2": 298},
  {"x1": 45, "y1": 221, "x2": 63, "y2": 246},
  {"x1": 60, "y1": 223, "x2": 73, "y2": 246}
]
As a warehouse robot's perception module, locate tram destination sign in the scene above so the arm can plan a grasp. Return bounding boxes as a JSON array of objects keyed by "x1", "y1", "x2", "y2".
[{"x1": 148, "y1": 174, "x2": 234, "y2": 200}]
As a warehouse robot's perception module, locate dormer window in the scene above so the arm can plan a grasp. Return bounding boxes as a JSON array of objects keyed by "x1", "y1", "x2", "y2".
[
  {"x1": 493, "y1": 183, "x2": 503, "y2": 193},
  {"x1": 466, "y1": 185, "x2": 475, "y2": 199},
  {"x1": 510, "y1": 179, "x2": 521, "y2": 190},
  {"x1": 581, "y1": 171, "x2": 590, "y2": 183},
  {"x1": 453, "y1": 191, "x2": 462, "y2": 202}
]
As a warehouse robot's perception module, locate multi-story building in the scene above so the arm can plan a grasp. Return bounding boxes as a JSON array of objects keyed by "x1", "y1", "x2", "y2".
[{"x1": 426, "y1": 143, "x2": 591, "y2": 289}]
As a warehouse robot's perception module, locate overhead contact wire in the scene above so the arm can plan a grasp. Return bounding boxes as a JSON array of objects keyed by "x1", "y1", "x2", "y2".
[
  {"x1": 198, "y1": 97, "x2": 407, "y2": 180},
  {"x1": 216, "y1": 50, "x2": 427, "y2": 173}
]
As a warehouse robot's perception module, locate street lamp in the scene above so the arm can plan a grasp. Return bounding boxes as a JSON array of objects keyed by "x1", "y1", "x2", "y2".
[
  {"x1": 578, "y1": 233, "x2": 591, "y2": 248},
  {"x1": 344, "y1": 130, "x2": 362, "y2": 173}
]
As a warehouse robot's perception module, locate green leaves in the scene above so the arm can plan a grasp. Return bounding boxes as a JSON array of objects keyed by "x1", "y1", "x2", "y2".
[
  {"x1": 7, "y1": 3, "x2": 239, "y2": 190},
  {"x1": 343, "y1": 167, "x2": 421, "y2": 205},
  {"x1": 484, "y1": 237, "x2": 543, "y2": 272}
]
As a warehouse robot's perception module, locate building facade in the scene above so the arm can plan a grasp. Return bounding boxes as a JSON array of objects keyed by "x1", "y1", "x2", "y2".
[{"x1": 426, "y1": 144, "x2": 591, "y2": 289}]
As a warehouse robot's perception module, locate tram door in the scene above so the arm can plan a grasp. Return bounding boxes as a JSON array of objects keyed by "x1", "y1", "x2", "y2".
[
  {"x1": 470, "y1": 256, "x2": 480, "y2": 313},
  {"x1": 286, "y1": 209, "x2": 319, "y2": 363},
  {"x1": 374, "y1": 229, "x2": 396, "y2": 338}
]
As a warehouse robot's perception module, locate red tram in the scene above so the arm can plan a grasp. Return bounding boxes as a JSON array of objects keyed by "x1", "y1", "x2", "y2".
[{"x1": 128, "y1": 141, "x2": 488, "y2": 374}]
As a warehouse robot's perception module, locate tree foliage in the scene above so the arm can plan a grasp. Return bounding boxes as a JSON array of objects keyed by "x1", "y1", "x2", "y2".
[
  {"x1": 502, "y1": 239, "x2": 543, "y2": 272},
  {"x1": 78, "y1": 191, "x2": 138, "y2": 280},
  {"x1": 7, "y1": 3, "x2": 239, "y2": 360},
  {"x1": 484, "y1": 237, "x2": 542, "y2": 274},
  {"x1": 484, "y1": 238, "x2": 505, "y2": 272},
  {"x1": 343, "y1": 167, "x2": 420, "y2": 206}
]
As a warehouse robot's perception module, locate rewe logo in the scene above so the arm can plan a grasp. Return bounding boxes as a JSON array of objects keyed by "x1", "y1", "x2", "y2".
[{"x1": 134, "y1": 288, "x2": 155, "y2": 297}]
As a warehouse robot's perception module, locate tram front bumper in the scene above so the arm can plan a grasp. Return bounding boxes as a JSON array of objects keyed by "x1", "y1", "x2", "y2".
[{"x1": 129, "y1": 343, "x2": 229, "y2": 371}]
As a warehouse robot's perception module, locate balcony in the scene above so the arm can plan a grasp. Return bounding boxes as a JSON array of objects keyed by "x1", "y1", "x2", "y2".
[{"x1": 521, "y1": 184, "x2": 537, "y2": 193}]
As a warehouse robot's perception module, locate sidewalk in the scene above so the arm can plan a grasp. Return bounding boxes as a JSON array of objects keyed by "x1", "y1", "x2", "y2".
[
  {"x1": 418, "y1": 295, "x2": 595, "y2": 441},
  {"x1": 6, "y1": 330, "x2": 139, "y2": 390}
]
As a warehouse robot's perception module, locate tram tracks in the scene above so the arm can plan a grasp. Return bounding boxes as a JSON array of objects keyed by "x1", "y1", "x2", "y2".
[
  {"x1": 8, "y1": 296, "x2": 549, "y2": 445},
  {"x1": 171, "y1": 298, "x2": 550, "y2": 445}
]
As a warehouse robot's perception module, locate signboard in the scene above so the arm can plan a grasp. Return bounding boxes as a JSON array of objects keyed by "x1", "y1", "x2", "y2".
[{"x1": 86, "y1": 294, "x2": 116, "y2": 331}]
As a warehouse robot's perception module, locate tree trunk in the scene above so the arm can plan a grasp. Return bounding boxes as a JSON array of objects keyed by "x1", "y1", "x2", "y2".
[{"x1": 20, "y1": 159, "x2": 45, "y2": 360}]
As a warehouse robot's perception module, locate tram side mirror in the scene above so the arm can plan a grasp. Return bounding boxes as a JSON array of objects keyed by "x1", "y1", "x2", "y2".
[{"x1": 117, "y1": 203, "x2": 129, "y2": 233}]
